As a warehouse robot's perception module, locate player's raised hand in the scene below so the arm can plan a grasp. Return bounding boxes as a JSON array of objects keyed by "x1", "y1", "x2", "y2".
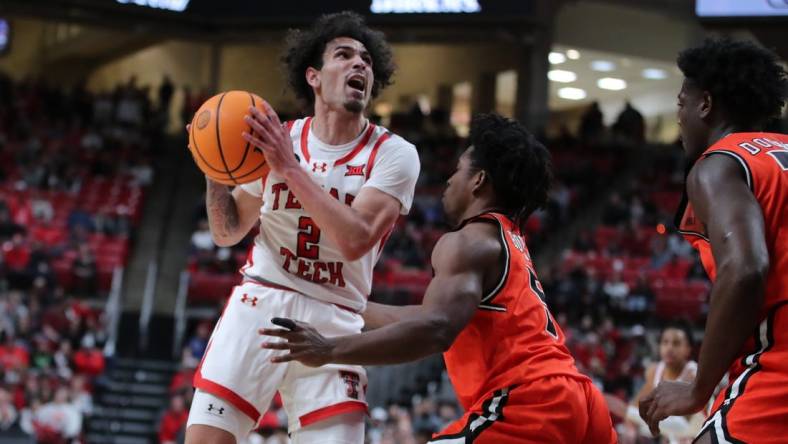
[
  {"x1": 242, "y1": 102, "x2": 300, "y2": 177},
  {"x1": 259, "y1": 317, "x2": 336, "y2": 367},
  {"x1": 639, "y1": 380, "x2": 703, "y2": 438}
]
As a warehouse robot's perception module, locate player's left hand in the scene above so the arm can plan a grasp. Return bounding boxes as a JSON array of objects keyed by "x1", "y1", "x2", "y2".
[
  {"x1": 639, "y1": 380, "x2": 705, "y2": 437},
  {"x1": 242, "y1": 102, "x2": 300, "y2": 177},
  {"x1": 259, "y1": 318, "x2": 336, "y2": 367}
]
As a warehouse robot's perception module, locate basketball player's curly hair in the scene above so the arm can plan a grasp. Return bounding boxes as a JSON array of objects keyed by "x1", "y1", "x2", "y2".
[
  {"x1": 677, "y1": 37, "x2": 787, "y2": 128},
  {"x1": 468, "y1": 114, "x2": 553, "y2": 229},
  {"x1": 282, "y1": 11, "x2": 396, "y2": 108}
]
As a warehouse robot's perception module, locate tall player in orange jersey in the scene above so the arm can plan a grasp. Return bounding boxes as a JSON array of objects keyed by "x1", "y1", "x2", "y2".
[
  {"x1": 640, "y1": 38, "x2": 788, "y2": 444},
  {"x1": 261, "y1": 114, "x2": 616, "y2": 443}
]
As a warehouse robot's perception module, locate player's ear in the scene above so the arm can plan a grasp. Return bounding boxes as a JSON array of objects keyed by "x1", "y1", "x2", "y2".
[
  {"x1": 306, "y1": 67, "x2": 320, "y2": 90},
  {"x1": 472, "y1": 170, "x2": 487, "y2": 195},
  {"x1": 699, "y1": 90, "x2": 712, "y2": 119}
]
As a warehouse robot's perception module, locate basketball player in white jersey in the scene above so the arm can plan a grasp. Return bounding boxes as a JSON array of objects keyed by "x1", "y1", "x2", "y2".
[
  {"x1": 185, "y1": 12, "x2": 420, "y2": 444},
  {"x1": 625, "y1": 322, "x2": 703, "y2": 443}
]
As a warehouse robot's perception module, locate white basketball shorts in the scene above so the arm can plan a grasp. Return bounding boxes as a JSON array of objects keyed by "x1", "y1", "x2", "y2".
[{"x1": 189, "y1": 280, "x2": 368, "y2": 437}]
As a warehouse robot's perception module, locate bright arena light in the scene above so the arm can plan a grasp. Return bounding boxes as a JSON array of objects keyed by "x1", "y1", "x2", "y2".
[
  {"x1": 642, "y1": 68, "x2": 668, "y2": 80},
  {"x1": 590, "y1": 60, "x2": 616, "y2": 72},
  {"x1": 597, "y1": 77, "x2": 627, "y2": 91},
  {"x1": 548, "y1": 70, "x2": 577, "y2": 83},
  {"x1": 116, "y1": 0, "x2": 190, "y2": 12},
  {"x1": 549, "y1": 52, "x2": 566, "y2": 64},
  {"x1": 557, "y1": 87, "x2": 587, "y2": 100},
  {"x1": 566, "y1": 49, "x2": 581, "y2": 60}
]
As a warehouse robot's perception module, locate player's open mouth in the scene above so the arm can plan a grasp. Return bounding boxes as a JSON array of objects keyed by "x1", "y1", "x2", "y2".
[{"x1": 347, "y1": 75, "x2": 366, "y2": 92}]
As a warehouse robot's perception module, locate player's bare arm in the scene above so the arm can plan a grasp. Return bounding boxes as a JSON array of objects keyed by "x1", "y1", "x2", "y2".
[
  {"x1": 258, "y1": 222, "x2": 502, "y2": 366},
  {"x1": 205, "y1": 181, "x2": 263, "y2": 247},
  {"x1": 361, "y1": 302, "x2": 423, "y2": 330},
  {"x1": 243, "y1": 102, "x2": 401, "y2": 260},
  {"x1": 641, "y1": 154, "x2": 770, "y2": 434}
]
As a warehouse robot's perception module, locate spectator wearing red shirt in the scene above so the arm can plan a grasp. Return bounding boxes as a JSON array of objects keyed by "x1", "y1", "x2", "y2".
[
  {"x1": 72, "y1": 336, "x2": 104, "y2": 377},
  {"x1": 159, "y1": 394, "x2": 188, "y2": 444}
]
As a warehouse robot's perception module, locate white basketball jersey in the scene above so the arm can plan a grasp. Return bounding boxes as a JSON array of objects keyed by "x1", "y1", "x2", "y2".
[{"x1": 239, "y1": 117, "x2": 420, "y2": 312}]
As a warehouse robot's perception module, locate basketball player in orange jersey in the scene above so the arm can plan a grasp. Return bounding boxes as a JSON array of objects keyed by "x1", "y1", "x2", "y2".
[
  {"x1": 185, "y1": 11, "x2": 420, "y2": 444},
  {"x1": 261, "y1": 113, "x2": 616, "y2": 443},
  {"x1": 639, "y1": 38, "x2": 788, "y2": 444}
]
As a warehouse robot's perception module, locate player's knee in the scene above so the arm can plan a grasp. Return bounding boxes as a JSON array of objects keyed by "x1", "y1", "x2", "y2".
[
  {"x1": 185, "y1": 423, "x2": 237, "y2": 444},
  {"x1": 290, "y1": 411, "x2": 365, "y2": 444}
]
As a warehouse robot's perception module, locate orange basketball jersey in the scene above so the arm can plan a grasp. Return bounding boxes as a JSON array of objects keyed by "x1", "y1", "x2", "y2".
[
  {"x1": 443, "y1": 212, "x2": 588, "y2": 410},
  {"x1": 676, "y1": 132, "x2": 788, "y2": 319}
]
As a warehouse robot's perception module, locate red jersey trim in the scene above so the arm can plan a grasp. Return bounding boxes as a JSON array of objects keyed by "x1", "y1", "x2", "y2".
[
  {"x1": 300, "y1": 117, "x2": 313, "y2": 164},
  {"x1": 193, "y1": 371, "x2": 261, "y2": 422},
  {"x1": 334, "y1": 123, "x2": 376, "y2": 166},
  {"x1": 193, "y1": 289, "x2": 260, "y2": 421},
  {"x1": 285, "y1": 120, "x2": 295, "y2": 132},
  {"x1": 298, "y1": 400, "x2": 368, "y2": 427},
  {"x1": 365, "y1": 132, "x2": 391, "y2": 179}
]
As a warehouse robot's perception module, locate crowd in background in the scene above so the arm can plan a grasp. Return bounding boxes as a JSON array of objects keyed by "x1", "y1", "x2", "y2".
[{"x1": 0, "y1": 71, "x2": 156, "y2": 443}]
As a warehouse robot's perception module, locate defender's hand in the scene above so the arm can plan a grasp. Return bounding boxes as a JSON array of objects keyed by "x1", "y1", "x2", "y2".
[{"x1": 260, "y1": 318, "x2": 336, "y2": 367}]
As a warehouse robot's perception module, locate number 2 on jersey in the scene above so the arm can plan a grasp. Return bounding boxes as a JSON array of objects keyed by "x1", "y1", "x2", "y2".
[
  {"x1": 528, "y1": 268, "x2": 558, "y2": 339},
  {"x1": 297, "y1": 217, "x2": 321, "y2": 259}
]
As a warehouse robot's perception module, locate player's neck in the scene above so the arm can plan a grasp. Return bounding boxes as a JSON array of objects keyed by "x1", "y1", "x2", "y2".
[
  {"x1": 311, "y1": 106, "x2": 367, "y2": 146},
  {"x1": 706, "y1": 122, "x2": 741, "y2": 148},
  {"x1": 665, "y1": 361, "x2": 686, "y2": 379},
  {"x1": 459, "y1": 201, "x2": 499, "y2": 223}
]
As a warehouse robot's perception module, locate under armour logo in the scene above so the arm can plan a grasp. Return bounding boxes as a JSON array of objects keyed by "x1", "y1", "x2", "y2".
[
  {"x1": 312, "y1": 162, "x2": 328, "y2": 173},
  {"x1": 241, "y1": 294, "x2": 258, "y2": 307},
  {"x1": 340, "y1": 371, "x2": 361, "y2": 400},
  {"x1": 207, "y1": 404, "x2": 225, "y2": 415},
  {"x1": 345, "y1": 164, "x2": 365, "y2": 177}
]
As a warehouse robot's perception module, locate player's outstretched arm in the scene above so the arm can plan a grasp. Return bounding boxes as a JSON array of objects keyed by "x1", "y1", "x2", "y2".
[
  {"x1": 205, "y1": 180, "x2": 263, "y2": 247},
  {"x1": 259, "y1": 223, "x2": 501, "y2": 366},
  {"x1": 243, "y1": 103, "x2": 410, "y2": 260},
  {"x1": 361, "y1": 302, "x2": 422, "y2": 330},
  {"x1": 640, "y1": 154, "x2": 769, "y2": 434}
]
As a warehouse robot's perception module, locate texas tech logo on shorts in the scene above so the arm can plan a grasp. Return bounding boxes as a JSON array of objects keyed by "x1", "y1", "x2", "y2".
[{"x1": 340, "y1": 371, "x2": 361, "y2": 399}]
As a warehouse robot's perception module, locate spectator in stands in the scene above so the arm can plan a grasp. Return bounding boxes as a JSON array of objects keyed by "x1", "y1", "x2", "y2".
[
  {"x1": 67, "y1": 203, "x2": 95, "y2": 234},
  {"x1": 159, "y1": 75, "x2": 175, "y2": 120},
  {"x1": 29, "y1": 386, "x2": 82, "y2": 443},
  {"x1": 0, "y1": 332, "x2": 29, "y2": 374},
  {"x1": 30, "y1": 191, "x2": 54, "y2": 223},
  {"x1": 602, "y1": 192, "x2": 630, "y2": 226},
  {"x1": 612, "y1": 101, "x2": 645, "y2": 145},
  {"x1": 187, "y1": 321, "x2": 211, "y2": 361},
  {"x1": 71, "y1": 244, "x2": 97, "y2": 298},
  {"x1": 159, "y1": 393, "x2": 188, "y2": 444},
  {"x1": 579, "y1": 101, "x2": 605, "y2": 143},
  {"x1": 0, "y1": 386, "x2": 18, "y2": 431},
  {"x1": 0, "y1": 207, "x2": 24, "y2": 240},
  {"x1": 69, "y1": 374, "x2": 93, "y2": 418},
  {"x1": 72, "y1": 335, "x2": 105, "y2": 378}
]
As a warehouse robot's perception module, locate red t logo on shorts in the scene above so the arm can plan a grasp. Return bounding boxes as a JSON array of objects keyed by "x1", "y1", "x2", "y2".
[{"x1": 340, "y1": 371, "x2": 360, "y2": 399}]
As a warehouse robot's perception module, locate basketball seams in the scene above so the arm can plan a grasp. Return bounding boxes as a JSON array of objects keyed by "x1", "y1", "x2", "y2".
[
  {"x1": 214, "y1": 92, "x2": 238, "y2": 184},
  {"x1": 189, "y1": 91, "x2": 270, "y2": 185}
]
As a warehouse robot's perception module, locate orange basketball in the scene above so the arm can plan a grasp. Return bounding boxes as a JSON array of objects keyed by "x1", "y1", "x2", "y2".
[{"x1": 188, "y1": 90, "x2": 270, "y2": 185}]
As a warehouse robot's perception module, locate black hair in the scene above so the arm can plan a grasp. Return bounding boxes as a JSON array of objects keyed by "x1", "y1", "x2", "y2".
[
  {"x1": 677, "y1": 37, "x2": 788, "y2": 128},
  {"x1": 468, "y1": 113, "x2": 553, "y2": 228},
  {"x1": 282, "y1": 11, "x2": 396, "y2": 108},
  {"x1": 660, "y1": 319, "x2": 695, "y2": 350}
]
